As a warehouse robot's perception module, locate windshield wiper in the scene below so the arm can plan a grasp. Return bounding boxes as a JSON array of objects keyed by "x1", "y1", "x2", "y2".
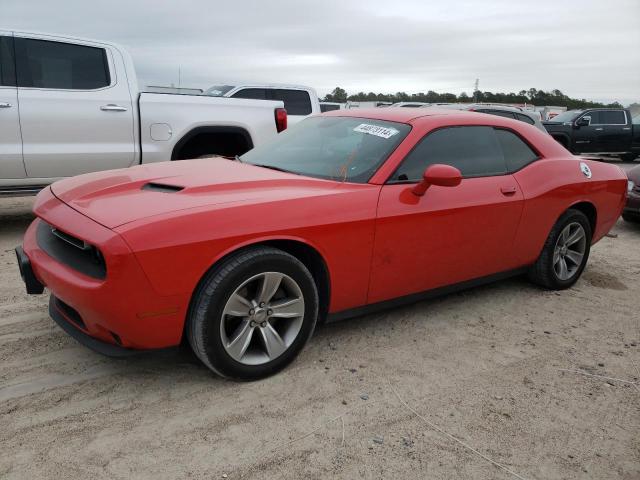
[{"x1": 252, "y1": 164, "x2": 297, "y2": 175}]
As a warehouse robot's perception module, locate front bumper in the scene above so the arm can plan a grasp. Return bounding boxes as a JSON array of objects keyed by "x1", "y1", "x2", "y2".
[{"x1": 19, "y1": 188, "x2": 189, "y2": 352}]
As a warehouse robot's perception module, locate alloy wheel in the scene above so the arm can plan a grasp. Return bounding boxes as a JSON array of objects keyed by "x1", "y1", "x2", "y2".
[
  {"x1": 220, "y1": 272, "x2": 305, "y2": 365},
  {"x1": 553, "y1": 222, "x2": 587, "y2": 281}
]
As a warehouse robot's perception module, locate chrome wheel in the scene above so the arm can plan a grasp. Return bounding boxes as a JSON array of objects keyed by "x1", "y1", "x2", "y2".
[
  {"x1": 220, "y1": 272, "x2": 305, "y2": 366},
  {"x1": 553, "y1": 222, "x2": 586, "y2": 281}
]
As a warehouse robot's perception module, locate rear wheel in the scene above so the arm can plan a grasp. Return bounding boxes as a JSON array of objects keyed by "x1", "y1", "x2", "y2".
[
  {"x1": 186, "y1": 246, "x2": 318, "y2": 380},
  {"x1": 528, "y1": 209, "x2": 591, "y2": 289},
  {"x1": 622, "y1": 212, "x2": 640, "y2": 223}
]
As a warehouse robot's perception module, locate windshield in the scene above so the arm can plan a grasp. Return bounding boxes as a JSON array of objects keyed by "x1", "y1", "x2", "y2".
[
  {"x1": 548, "y1": 110, "x2": 582, "y2": 123},
  {"x1": 204, "y1": 85, "x2": 235, "y2": 96},
  {"x1": 240, "y1": 116, "x2": 411, "y2": 183}
]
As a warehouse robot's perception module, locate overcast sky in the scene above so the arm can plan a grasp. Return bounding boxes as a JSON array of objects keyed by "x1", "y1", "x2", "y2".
[{"x1": 3, "y1": 0, "x2": 639, "y2": 104}]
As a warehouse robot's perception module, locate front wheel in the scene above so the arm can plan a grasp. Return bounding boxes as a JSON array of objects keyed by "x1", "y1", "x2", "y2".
[
  {"x1": 528, "y1": 209, "x2": 592, "y2": 289},
  {"x1": 186, "y1": 246, "x2": 319, "y2": 380}
]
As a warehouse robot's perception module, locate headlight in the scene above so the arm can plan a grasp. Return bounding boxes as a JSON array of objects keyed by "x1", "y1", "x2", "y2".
[{"x1": 629, "y1": 180, "x2": 635, "y2": 192}]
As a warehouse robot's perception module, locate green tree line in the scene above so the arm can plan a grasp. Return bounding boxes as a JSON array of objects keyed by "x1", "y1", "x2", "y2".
[{"x1": 322, "y1": 87, "x2": 622, "y2": 109}]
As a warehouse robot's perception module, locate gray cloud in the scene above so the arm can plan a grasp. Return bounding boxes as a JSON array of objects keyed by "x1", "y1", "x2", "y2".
[{"x1": 4, "y1": 0, "x2": 639, "y2": 104}]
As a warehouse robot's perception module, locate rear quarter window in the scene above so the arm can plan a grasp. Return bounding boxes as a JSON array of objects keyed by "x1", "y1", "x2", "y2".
[
  {"x1": 515, "y1": 113, "x2": 535, "y2": 125},
  {"x1": 495, "y1": 129, "x2": 539, "y2": 171}
]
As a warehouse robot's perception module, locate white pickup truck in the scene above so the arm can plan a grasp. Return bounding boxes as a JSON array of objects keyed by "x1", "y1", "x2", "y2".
[
  {"x1": 203, "y1": 84, "x2": 321, "y2": 125},
  {"x1": 0, "y1": 30, "x2": 287, "y2": 196}
]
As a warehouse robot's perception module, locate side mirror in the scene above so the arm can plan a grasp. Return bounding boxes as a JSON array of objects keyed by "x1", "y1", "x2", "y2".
[
  {"x1": 412, "y1": 164, "x2": 462, "y2": 196},
  {"x1": 576, "y1": 116, "x2": 590, "y2": 127}
]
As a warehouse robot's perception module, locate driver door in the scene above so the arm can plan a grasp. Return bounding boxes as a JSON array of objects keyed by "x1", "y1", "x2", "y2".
[{"x1": 368, "y1": 126, "x2": 525, "y2": 304}]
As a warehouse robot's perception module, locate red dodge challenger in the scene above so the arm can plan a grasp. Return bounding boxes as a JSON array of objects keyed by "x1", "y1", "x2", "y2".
[{"x1": 16, "y1": 109, "x2": 627, "y2": 379}]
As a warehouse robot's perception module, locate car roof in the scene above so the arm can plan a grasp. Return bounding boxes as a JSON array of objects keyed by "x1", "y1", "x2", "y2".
[{"x1": 322, "y1": 107, "x2": 482, "y2": 124}]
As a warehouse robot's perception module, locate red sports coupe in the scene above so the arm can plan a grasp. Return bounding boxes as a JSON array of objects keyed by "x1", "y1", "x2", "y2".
[{"x1": 16, "y1": 109, "x2": 627, "y2": 379}]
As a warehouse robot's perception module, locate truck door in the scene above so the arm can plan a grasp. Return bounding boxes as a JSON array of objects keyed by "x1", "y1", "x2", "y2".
[
  {"x1": 573, "y1": 111, "x2": 604, "y2": 153},
  {"x1": 0, "y1": 34, "x2": 26, "y2": 179},
  {"x1": 597, "y1": 110, "x2": 632, "y2": 153},
  {"x1": 14, "y1": 35, "x2": 135, "y2": 179}
]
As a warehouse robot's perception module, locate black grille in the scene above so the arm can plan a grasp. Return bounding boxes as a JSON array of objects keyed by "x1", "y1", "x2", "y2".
[
  {"x1": 37, "y1": 221, "x2": 106, "y2": 279},
  {"x1": 53, "y1": 296, "x2": 86, "y2": 330}
]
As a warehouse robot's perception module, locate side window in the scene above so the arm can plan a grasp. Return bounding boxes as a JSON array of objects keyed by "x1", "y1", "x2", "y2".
[
  {"x1": 600, "y1": 110, "x2": 626, "y2": 125},
  {"x1": 15, "y1": 38, "x2": 110, "y2": 90},
  {"x1": 515, "y1": 113, "x2": 535, "y2": 125},
  {"x1": 494, "y1": 129, "x2": 538, "y2": 171},
  {"x1": 392, "y1": 126, "x2": 507, "y2": 182},
  {"x1": 231, "y1": 88, "x2": 267, "y2": 100},
  {"x1": 478, "y1": 109, "x2": 515, "y2": 120},
  {"x1": 584, "y1": 111, "x2": 601, "y2": 125},
  {"x1": 0, "y1": 36, "x2": 16, "y2": 86},
  {"x1": 271, "y1": 89, "x2": 312, "y2": 115}
]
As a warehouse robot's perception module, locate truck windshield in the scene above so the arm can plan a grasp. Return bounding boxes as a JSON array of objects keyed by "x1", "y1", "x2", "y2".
[
  {"x1": 548, "y1": 110, "x2": 582, "y2": 123},
  {"x1": 240, "y1": 116, "x2": 411, "y2": 183},
  {"x1": 204, "y1": 85, "x2": 235, "y2": 96}
]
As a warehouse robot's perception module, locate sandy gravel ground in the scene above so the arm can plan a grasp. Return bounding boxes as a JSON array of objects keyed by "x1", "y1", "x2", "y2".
[{"x1": 1, "y1": 195, "x2": 638, "y2": 480}]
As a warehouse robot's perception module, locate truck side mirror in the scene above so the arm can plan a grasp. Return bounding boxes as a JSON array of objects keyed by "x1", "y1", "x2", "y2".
[{"x1": 576, "y1": 116, "x2": 591, "y2": 127}]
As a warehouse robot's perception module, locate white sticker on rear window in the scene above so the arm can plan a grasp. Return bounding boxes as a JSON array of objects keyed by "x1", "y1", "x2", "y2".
[{"x1": 353, "y1": 123, "x2": 399, "y2": 139}]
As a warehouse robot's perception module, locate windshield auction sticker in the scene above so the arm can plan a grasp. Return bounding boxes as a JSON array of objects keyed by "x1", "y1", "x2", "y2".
[{"x1": 353, "y1": 123, "x2": 399, "y2": 139}]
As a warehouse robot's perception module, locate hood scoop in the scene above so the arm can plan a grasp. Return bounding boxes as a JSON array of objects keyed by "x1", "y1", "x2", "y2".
[{"x1": 141, "y1": 182, "x2": 185, "y2": 193}]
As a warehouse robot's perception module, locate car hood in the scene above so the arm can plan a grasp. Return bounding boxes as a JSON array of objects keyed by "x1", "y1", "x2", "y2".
[{"x1": 50, "y1": 159, "x2": 340, "y2": 229}]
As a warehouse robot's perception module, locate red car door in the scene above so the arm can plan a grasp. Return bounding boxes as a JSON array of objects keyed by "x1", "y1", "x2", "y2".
[{"x1": 367, "y1": 126, "x2": 527, "y2": 304}]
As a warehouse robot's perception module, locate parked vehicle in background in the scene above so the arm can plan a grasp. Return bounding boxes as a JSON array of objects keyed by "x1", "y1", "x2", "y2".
[
  {"x1": 624, "y1": 164, "x2": 640, "y2": 223},
  {"x1": 433, "y1": 103, "x2": 546, "y2": 132},
  {"x1": 0, "y1": 30, "x2": 287, "y2": 196},
  {"x1": 319, "y1": 102, "x2": 345, "y2": 112},
  {"x1": 390, "y1": 102, "x2": 431, "y2": 108},
  {"x1": 535, "y1": 105, "x2": 567, "y2": 121},
  {"x1": 346, "y1": 101, "x2": 393, "y2": 109},
  {"x1": 17, "y1": 108, "x2": 627, "y2": 379},
  {"x1": 204, "y1": 84, "x2": 320, "y2": 125},
  {"x1": 543, "y1": 108, "x2": 640, "y2": 161}
]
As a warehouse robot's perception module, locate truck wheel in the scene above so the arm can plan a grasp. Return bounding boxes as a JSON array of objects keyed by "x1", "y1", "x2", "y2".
[
  {"x1": 186, "y1": 246, "x2": 319, "y2": 380},
  {"x1": 528, "y1": 209, "x2": 592, "y2": 290}
]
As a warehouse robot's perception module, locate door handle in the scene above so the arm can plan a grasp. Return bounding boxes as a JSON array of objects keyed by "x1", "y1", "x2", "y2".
[
  {"x1": 100, "y1": 104, "x2": 128, "y2": 112},
  {"x1": 623, "y1": 127, "x2": 631, "y2": 131},
  {"x1": 500, "y1": 186, "x2": 517, "y2": 195},
  {"x1": 0, "y1": 102, "x2": 12, "y2": 108},
  {"x1": 594, "y1": 127, "x2": 603, "y2": 131}
]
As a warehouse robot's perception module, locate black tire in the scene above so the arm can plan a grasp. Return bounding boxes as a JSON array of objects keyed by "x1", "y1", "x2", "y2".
[
  {"x1": 622, "y1": 213, "x2": 640, "y2": 223},
  {"x1": 528, "y1": 209, "x2": 592, "y2": 290},
  {"x1": 620, "y1": 153, "x2": 637, "y2": 162},
  {"x1": 186, "y1": 246, "x2": 319, "y2": 380}
]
